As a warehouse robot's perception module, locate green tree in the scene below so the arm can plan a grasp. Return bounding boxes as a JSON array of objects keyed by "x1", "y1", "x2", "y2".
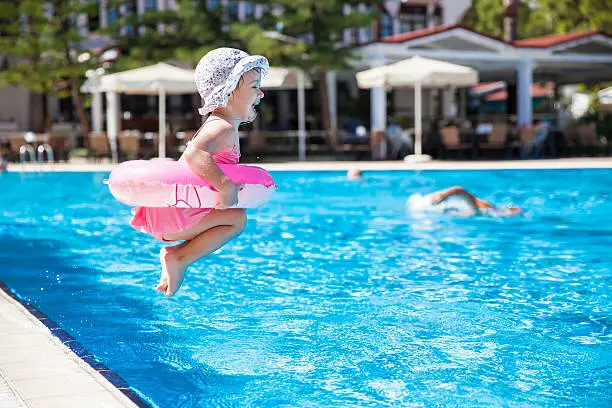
[
  {"x1": 230, "y1": 0, "x2": 373, "y2": 145},
  {"x1": 527, "y1": 0, "x2": 612, "y2": 34},
  {"x1": 0, "y1": 0, "x2": 106, "y2": 135},
  {"x1": 461, "y1": 0, "x2": 505, "y2": 39},
  {"x1": 110, "y1": 0, "x2": 233, "y2": 69},
  {"x1": 462, "y1": 0, "x2": 612, "y2": 40}
]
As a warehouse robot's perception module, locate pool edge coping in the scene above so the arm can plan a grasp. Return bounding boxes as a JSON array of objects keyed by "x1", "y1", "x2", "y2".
[
  {"x1": 0, "y1": 279, "x2": 152, "y2": 408},
  {"x1": 6, "y1": 157, "x2": 612, "y2": 173}
]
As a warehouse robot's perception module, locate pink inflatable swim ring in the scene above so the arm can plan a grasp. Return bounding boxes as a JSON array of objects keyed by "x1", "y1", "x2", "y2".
[{"x1": 106, "y1": 159, "x2": 276, "y2": 208}]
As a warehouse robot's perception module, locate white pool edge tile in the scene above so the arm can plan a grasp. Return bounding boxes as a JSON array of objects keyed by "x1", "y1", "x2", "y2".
[{"x1": 6, "y1": 157, "x2": 612, "y2": 173}]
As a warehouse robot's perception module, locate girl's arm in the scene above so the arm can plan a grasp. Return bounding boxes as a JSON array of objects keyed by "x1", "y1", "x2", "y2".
[{"x1": 183, "y1": 123, "x2": 241, "y2": 208}]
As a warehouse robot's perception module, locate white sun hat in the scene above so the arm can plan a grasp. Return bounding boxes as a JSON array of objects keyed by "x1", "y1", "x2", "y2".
[{"x1": 195, "y1": 47, "x2": 269, "y2": 116}]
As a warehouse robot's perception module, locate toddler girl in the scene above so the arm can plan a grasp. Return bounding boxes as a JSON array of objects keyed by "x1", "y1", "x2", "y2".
[{"x1": 131, "y1": 48, "x2": 268, "y2": 296}]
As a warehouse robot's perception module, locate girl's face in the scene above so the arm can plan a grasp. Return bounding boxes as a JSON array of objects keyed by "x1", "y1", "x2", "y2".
[{"x1": 227, "y1": 69, "x2": 264, "y2": 122}]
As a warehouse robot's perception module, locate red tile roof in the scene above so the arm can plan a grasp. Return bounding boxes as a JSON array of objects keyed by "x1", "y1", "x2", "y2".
[
  {"x1": 371, "y1": 24, "x2": 610, "y2": 50},
  {"x1": 377, "y1": 24, "x2": 507, "y2": 46},
  {"x1": 379, "y1": 25, "x2": 453, "y2": 44},
  {"x1": 512, "y1": 30, "x2": 600, "y2": 48}
]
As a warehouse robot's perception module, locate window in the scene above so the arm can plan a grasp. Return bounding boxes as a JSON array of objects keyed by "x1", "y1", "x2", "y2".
[
  {"x1": 122, "y1": 1, "x2": 135, "y2": 35},
  {"x1": 108, "y1": 9, "x2": 118, "y2": 25},
  {"x1": 433, "y1": 6, "x2": 442, "y2": 27},
  {"x1": 206, "y1": 0, "x2": 220, "y2": 10},
  {"x1": 144, "y1": 0, "x2": 156, "y2": 11},
  {"x1": 379, "y1": 12, "x2": 392, "y2": 38},
  {"x1": 227, "y1": 1, "x2": 238, "y2": 20},
  {"x1": 88, "y1": 0, "x2": 101, "y2": 32},
  {"x1": 398, "y1": 5, "x2": 427, "y2": 33},
  {"x1": 350, "y1": 28, "x2": 360, "y2": 44},
  {"x1": 244, "y1": 2, "x2": 255, "y2": 19}
]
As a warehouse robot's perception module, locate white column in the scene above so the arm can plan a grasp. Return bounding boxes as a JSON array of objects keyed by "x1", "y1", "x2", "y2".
[
  {"x1": 137, "y1": 0, "x2": 145, "y2": 35},
  {"x1": 442, "y1": 88, "x2": 456, "y2": 118},
  {"x1": 343, "y1": 5, "x2": 351, "y2": 45},
  {"x1": 158, "y1": 86, "x2": 166, "y2": 158},
  {"x1": 157, "y1": 0, "x2": 166, "y2": 34},
  {"x1": 100, "y1": 0, "x2": 108, "y2": 28},
  {"x1": 370, "y1": 87, "x2": 387, "y2": 131},
  {"x1": 414, "y1": 82, "x2": 423, "y2": 156},
  {"x1": 297, "y1": 70, "x2": 306, "y2": 161},
  {"x1": 326, "y1": 71, "x2": 337, "y2": 132},
  {"x1": 92, "y1": 92, "x2": 103, "y2": 132},
  {"x1": 517, "y1": 59, "x2": 534, "y2": 127},
  {"x1": 105, "y1": 91, "x2": 120, "y2": 163},
  {"x1": 137, "y1": 0, "x2": 144, "y2": 14},
  {"x1": 427, "y1": 4, "x2": 435, "y2": 28},
  {"x1": 460, "y1": 88, "x2": 467, "y2": 121},
  {"x1": 119, "y1": 3, "x2": 127, "y2": 35},
  {"x1": 358, "y1": 3, "x2": 369, "y2": 43},
  {"x1": 383, "y1": 0, "x2": 401, "y2": 34},
  {"x1": 392, "y1": 16, "x2": 401, "y2": 35},
  {"x1": 254, "y1": 4, "x2": 264, "y2": 19},
  {"x1": 237, "y1": 1, "x2": 246, "y2": 22}
]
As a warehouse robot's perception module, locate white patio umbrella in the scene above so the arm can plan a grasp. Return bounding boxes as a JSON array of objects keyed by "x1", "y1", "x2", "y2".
[
  {"x1": 82, "y1": 62, "x2": 196, "y2": 161},
  {"x1": 356, "y1": 56, "x2": 479, "y2": 160},
  {"x1": 261, "y1": 67, "x2": 312, "y2": 161}
]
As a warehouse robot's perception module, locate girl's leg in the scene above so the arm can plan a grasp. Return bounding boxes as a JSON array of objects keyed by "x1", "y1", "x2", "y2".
[{"x1": 157, "y1": 208, "x2": 246, "y2": 296}]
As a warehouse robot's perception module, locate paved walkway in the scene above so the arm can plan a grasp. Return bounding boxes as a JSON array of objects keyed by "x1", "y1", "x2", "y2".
[{"x1": 6, "y1": 157, "x2": 612, "y2": 172}]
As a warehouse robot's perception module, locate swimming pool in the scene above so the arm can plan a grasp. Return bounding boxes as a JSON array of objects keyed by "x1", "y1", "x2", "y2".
[{"x1": 1, "y1": 169, "x2": 610, "y2": 407}]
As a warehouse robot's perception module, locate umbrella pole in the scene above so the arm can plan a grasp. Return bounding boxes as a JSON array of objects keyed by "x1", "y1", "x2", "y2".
[
  {"x1": 159, "y1": 86, "x2": 166, "y2": 158},
  {"x1": 414, "y1": 81, "x2": 422, "y2": 156},
  {"x1": 297, "y1": 69, "x2": 306, "y2": 161}
]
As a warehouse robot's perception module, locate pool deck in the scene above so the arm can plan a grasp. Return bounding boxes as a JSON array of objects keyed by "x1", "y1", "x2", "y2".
[
  {"x1": 1, "y1": 156, "x2": 611, "y2": 407},
  {"x1": 0, "y1": 287, "x2": 142, "y2": 408},
  {"x1": 6, "y1": 157, "x2": 612, "y2": 172}
]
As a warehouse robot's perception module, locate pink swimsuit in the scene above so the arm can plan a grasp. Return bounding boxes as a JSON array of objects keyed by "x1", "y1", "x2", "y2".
[{"x1": 130, "y1": 145, "x2": 240, "y2": 242}]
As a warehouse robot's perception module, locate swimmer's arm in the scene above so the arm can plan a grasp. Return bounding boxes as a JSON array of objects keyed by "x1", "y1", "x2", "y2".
[
  {"x1": 183, "y1": 124, "x2": 235, "y2": 191},
  {"x1": 431, "y1": 186, "x2": 481, "y2": 209}
]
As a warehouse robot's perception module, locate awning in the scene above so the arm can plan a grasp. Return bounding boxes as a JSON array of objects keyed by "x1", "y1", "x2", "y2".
[
  {"x1": 81, "y1": 62, "x2": 195, "y2": 95},
  {"x1": 261, "y1": 67, "x2": 312, "y2": 90}
]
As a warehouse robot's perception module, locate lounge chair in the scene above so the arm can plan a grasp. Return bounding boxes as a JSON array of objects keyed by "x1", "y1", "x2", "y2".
[
  {"x1": 439, "y1": 126, "x2": 471, "y2": 158},
  {"x1": 478, "y1": 123, "x2": 509, "y2": 156},
  {"x1": 87, "y1": 131, "x2": 111, "y2": 161}
]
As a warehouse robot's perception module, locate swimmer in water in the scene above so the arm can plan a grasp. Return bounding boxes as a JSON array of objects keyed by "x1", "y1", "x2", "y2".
[
  {"x1": 407, "y1": 186, "x2": 522, "y2": 217},
  {"x1": 347, "y1": 167, "x2": 362, "y2": 180}
]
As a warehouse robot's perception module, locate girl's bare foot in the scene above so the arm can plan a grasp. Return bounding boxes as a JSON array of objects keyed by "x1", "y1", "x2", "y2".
[{"x1": 159, "y1": 247, "x2": 187, "y2": 296}]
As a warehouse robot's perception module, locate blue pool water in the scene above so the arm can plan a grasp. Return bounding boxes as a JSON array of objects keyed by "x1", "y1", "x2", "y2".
[{"x1": 1, "y1": 169, "x2": 611, "y2": 407}]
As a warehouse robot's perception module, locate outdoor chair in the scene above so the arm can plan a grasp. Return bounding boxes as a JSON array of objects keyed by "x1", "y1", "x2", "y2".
[
  {"x1": 153, "y1": 132, "x2": 179, "y2": 158},
  {"x1": 8, "y1": 132, "x2": 27, "y2": 162},
  {"x1": 439, "y1": 126, "x2": 471, "y2": 158},
  {"x1": 510, "y1": 126, "x2": 537, "y2": 158},
  {"x1": 478, "y1": 123, "x2": 509, "y2": 156},
  {"x1": 576, "y1": 123, "x2": 605, "y2": 155},
  {"x1": 47, "y1": 134, "x2": 70, "y2": 161},
  {"x1": 119, "y1": 130, "x2": 141, "y2": 160},
  {"x1": 336, "y1": 128, "x2": 372, "y2": 159},
  {"x1": 87, "y1": 131, "x2": 111, "y2": 161}
]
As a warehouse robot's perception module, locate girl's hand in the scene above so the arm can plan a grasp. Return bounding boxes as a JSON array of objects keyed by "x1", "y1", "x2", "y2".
[{"x1": 216, "y1": 179, "x2": 242, "y2": 209}]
